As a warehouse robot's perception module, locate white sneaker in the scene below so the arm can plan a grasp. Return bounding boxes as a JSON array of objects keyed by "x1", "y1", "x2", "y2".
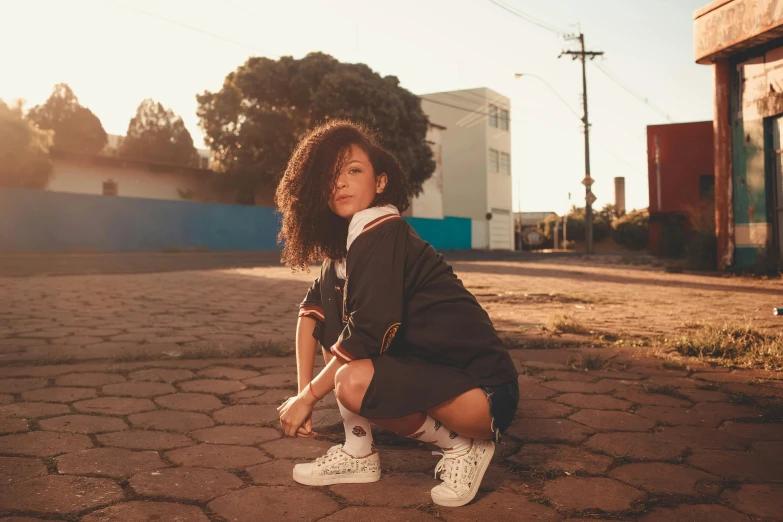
[
  {"x1": 430, "y1": 439, "x2": 495, "y2": 507},
  {"x1": 293, "y1": 444, "x2": 381, "y2": 486}
]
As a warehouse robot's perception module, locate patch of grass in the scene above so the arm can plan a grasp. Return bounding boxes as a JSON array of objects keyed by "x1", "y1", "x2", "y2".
[
  {"x1": 642, "y1": 384, "x2": 690, "y2": 401},
  {"x1": 545, "y1": 313, "x2": 589, "y2": 335},
  {"x1": 660, "y1": 359, "x2": 688, "y2": 371},
  {"x1": 567, "y1": 353, "x2": 612, "y2": 371},
  {"x1": 727, "y1": 391, "x2": 755, "y2": 405},
  {"x1": 413, "y1": 503, "x2": 440, "y2": 517},
  {"x1": 235, "y1": 339, "x2": 293, "y2": 358},
  {"x1": 665, "y1": 322, "x2": 783, "y2": 370}
]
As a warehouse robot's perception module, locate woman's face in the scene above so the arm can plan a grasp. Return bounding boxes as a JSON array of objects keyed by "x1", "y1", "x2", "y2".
[{"x1": 328, "y1": 144, "x2": 387, "y2": 220}]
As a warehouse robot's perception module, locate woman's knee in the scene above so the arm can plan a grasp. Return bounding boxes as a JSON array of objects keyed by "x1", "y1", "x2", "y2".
[{"x1": 334, "y1": 360, "x2": 373, "y2": 413}]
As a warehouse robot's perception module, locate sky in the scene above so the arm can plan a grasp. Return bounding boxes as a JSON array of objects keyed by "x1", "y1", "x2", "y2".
[{"x1": 1, "y1": 0, "x2": 713, "y2": 214}]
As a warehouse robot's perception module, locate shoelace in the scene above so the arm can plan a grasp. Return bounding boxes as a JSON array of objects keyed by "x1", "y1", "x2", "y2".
[
  {"x1": 432, "y1": 451, "x2": 456, "y2": 485},
  {"x1": 315, "y1": 444, "x2": 344, "y2": 466}
]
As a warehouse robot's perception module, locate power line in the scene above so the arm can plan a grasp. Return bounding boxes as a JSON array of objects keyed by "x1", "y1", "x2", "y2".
[
  {"x1": 593, "y1": 62, "x2": 673, "y2": 123},
  {"x1": 486, "y1": 0, "x2": 567, "y2": 36},
  {"x1": 93, "y1": 0, "x2": 280, "y2": 58}
]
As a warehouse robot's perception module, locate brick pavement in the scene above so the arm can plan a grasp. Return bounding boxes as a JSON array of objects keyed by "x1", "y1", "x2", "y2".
[{"x1": 0, "y1": 257, "x2": 782, "y2": 520}]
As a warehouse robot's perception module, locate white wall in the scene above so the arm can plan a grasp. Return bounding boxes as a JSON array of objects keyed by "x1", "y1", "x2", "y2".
[{"x1": 408, "y1": 124, "x2": 445, "y2": 219}]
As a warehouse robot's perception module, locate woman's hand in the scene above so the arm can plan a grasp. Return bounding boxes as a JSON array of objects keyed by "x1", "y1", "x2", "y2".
[{"x1": 278, "y1": 392, "x2": 317, "y2": 437}]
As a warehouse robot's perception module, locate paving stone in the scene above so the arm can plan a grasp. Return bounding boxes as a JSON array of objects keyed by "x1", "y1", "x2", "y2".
[
  {"x1": 634, "y1": 405, "x2": 723, "y2": 427},
  {"x1": 555, "y1": 393, "x2": 632, "y2": 411},
  {"x1": 21, "y1": 387, "x2": 97, "y2": 403},
  {"x1": 645, "y1": 376, "x2": 702, "y2": 389},
  {"x1": 190, "y1": 425, "x2": 280, "y2": 445},
  {"x1": 0, "y1": 516, "x2": 49, "y2": 521},
  {"x1": 73, "y1": 397, "x2": 156, "y2": 415},
  {"x1": 242, "y1": 373, "x2": 297, "y2": 388},
  {"x1": 199, "y1": 366, "x2": 260, "y2": 380},
  {"x1": 692, "y1": 402, "x2": 764, "y2": 421},
  {"x1": 0, "y1": 402, "x2": 70, "y2": 418},
  {"x1": 688, "y1": 449, "x2": 783, "y2": 482},
  {"x1": 57, "y1": 447, "x2": 166, "y2": 478},
  {"x1": 246, "y1": 459, "x2": 298, "y2": 485},
  {"x1": 440, "y1": 489, "x2": 561, "y2": 522},
  {"x1": 505, "y1": 418, "x2": 595, "y2": 443},
  {"x1": 97, "y1": 430, "x2": 192, "y2": 450},
  {"x1": 55, "y1": 372, "x2": 126, "y2": 386},
  {"x1": 80, "y1": 501, "x2": 210, "y2": 522},
  {"x1": 541, "y1": 380, "x2": 619, "y2": 394},
  {"x1": 38, "y1": 414, "x2": 128, "y2": 434},
  {"x1": 128, "y1": 410, "x2": 214, "y2": 432},
  {"x1": 330, "y1": 472, "x2": 432, "y2": 507},
  {"x1": 130, "y1": 467, "x2": 243, "y2": 502},
  {"x1": 654, "y1": 426, "x2": 750, "y2": 450},
  {"x1": 0, "y1": 378, "x2": 48, "y2": 393},
  {"x1": 570, "y1": 410, "x2": 655, "y2": 432},
  {"x1": 212, "y1": 404, "x2": 279, "y2": 425},
  {"x1": 0, "y1": 456, "x2": 47, "y2": 486},
  {"x1": 692, "y1": 372, "x2": 751, "y2": 383},
  {"x1": 260, "y1": 437, "x2": 335, "y2": 460},
  {"x1": 154, "y1": 392, "x2": 223, "y2": 411},
  {"x1": 128, "y1": 368, "x2": 195, "y2": 382},
  {"x1": 753, "y1": 440, "x2": 783, "y2": 463},
  {"x1": 540, "y1": 370, "x2": 596, "y2": 382},
  {"x1": 324, "y1": 507, "x2": 439, "y2": 522},
  {"x1": 312, "y1": 407, "x2": 343, "y2": 428},
  {"x1": 613, "y1": 388, "x2": 692, "y2": 407},
  {"x1": 0, "y1": 431, "x2": 93, "y2": 456},
  {"x1": 509, "y1": 443, "x2": 613, "y2": 474},
  {"x1": 0, "y1": 394, "x2": 13, "y2": 405},
  {"x1": 543, "y1": 477, "x2": 645, "y2": 512},
  {"x1": 721, "y1": 421, "x2": 783, "y2": 440},
  {"x1": 378, "y1": 447, "x2": 439, "y2": 473},
  {"x1": 101, "y1": 381, "x2": 176, "y2": 398},
  {"x1": 683, "y1": 389, "x2": 730, "y2": 402},
  {"x1": 639, "y1": 504, "x2": 750, "y2": 522},
  {"x1": 517, "y1": 383, "x2": 558, "y2": 400},
  {"x1": 585, "y1": 432, "x2": 687, "y2": 460},
  {"x1": 587, "y1": 370, "x2": 646, "y2": 381},
  {"x1": 0, "y1": 417, "x2": 29, "y2": 435},
  {"x1": 609, "y1": 462, "x2": 718, "y2": 495},
  {"x1": 209, "y1": 486, "x2": 340, "y2": 521},
  {"x1": 179, "y1": 379, "x2": 246, "y2": 394},
  {"x1": 236, "y1": 388, "x2": 293, "y2": 405},
  {"x1": 515, "y1": 399, "x2": 573, "y2": 418},
  {"x1": 722, "y1": 484, "x2": 783, "y2": 518},
  {"x1": 166, "y1": 444, "x2": 270, "y2": 469},
  {"x1": 0, "y1": 475, "x2": 123, "y2": 514}
]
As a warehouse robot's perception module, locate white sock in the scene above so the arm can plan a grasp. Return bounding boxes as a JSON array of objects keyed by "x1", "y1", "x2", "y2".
[
  {"x1": 408, "y1": 414, "x2": 471, "y2": 455},
  {"x1": 336, "y1": 398, "x2": 375, "y2": 458}
]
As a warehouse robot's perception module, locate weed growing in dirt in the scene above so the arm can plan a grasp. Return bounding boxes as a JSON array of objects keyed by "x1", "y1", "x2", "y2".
[
  {"x1": 235, "y1": 340, "x2": 293, "y2": 358},
  {"x1": 546, "y1": 313, "x2": 589, "y2": 335},
  {"x1": 666, "y1": 322, "x2": 783, "y2": 370},
  {"x1": 567, "y1": 353, "x2": 611, "y2": 370},
  {"x1": 642, "y1": 384, "x2": 690, "y2": 401}
]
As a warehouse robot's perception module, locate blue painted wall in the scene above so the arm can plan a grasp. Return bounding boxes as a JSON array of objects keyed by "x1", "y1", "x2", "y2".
[
  {"x1": 405, "y1": 216, "x2": 471, "y2": 251},
  {"x1": 0, "y1": 188, "x2": 472, "y2": 252}
]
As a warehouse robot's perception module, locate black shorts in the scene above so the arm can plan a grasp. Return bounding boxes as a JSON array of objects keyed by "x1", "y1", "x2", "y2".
[{"x1": 482, "y1": 379, "x2": 519, "y2": 442}]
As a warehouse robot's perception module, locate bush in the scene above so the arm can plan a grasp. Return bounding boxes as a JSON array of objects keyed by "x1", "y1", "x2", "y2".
[
  {"x1": 537, "y1": 206, "x2": 611, "y2": 244},
  {"x1": 612, "y1": 210, "x2": 649, "y2": 250}
]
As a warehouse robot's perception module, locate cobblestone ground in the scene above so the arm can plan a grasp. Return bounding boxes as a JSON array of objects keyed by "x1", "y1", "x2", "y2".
[{"x1": 0, "y1": 255, "x2": 782, "y2": 521}]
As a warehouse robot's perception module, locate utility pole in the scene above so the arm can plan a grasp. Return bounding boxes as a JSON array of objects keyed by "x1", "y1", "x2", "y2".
[{"x1": 560, "y1": 33, "x2": 603, "y2": 254}]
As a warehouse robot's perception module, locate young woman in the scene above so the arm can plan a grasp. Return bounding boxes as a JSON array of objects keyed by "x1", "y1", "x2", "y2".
[{"x1": 276, "y1": 119, "x2": 518, "y2": 507}]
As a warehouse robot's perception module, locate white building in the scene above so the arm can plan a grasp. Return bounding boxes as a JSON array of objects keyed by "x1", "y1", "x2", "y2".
[
  {"x1": 420, "y1": 87, "x2": 513, "y2": 250},
  {"x1": 406, "y1": 122, "x2": 446, "y2": 219}
]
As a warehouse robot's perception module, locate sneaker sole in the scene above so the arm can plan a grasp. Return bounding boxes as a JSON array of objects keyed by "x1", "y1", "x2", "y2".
[
  {"x1": 431, "y1": 441, "x2": 495, "y2": 507},
  {"x1": 293, "y1": 469, "x2": 381, "y2": 486}
]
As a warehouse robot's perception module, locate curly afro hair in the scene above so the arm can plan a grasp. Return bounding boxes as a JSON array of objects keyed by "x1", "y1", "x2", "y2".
[{"x1": 275, "y1": 119, "x2": 410, "y2": 271}]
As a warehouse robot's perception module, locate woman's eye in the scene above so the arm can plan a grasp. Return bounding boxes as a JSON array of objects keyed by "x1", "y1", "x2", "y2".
[{"x1": 349, "y1": 168, "x2": 360, "y2": 174}]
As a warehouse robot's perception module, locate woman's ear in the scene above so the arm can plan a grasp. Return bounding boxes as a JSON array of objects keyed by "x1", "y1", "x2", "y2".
[{"x1": 376, "y1": 173, "x2": 388, "y2": 194}]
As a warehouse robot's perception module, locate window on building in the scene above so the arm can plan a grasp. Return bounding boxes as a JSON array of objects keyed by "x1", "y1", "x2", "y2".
[
  {"x1": 500, "y1": 152, "x2": 510, "y2": 175},
  {"x1": 500, "y1": 109, "x2": 509, "y2": 131},
  {"x1": 489, "y1": 149, "x2": 499, "y2": 173},
  {"x1": 488, "y1": 105, "x2": 498, "y2": 127},
  {"x1": 699, "y1": 174, "x2": 714, "y2": 201}
]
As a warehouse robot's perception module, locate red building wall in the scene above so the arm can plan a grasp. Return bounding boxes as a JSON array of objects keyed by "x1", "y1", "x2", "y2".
[{"x1": 646, "y1": 121, "x2": 714, "y2": 255}]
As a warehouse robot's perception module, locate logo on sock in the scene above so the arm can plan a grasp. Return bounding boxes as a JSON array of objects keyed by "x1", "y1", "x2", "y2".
[
  {"x1": 434, "y1": 420, "x2": 441, "y2": 431},
  {"x1": 449, "y1": 430, "x2": 458, "y2": 439},
  {"x1": 352, "y1": 426, "x2": 367, "y2": 437},
  {"x1": 410, "y1": 430, "x2": 425, "y2": 439}
]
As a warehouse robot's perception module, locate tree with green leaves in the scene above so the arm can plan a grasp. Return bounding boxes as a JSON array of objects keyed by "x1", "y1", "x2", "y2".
[
  {"x1": 118, "y1": 99, "x2": 199, "y2": 167},
  {"x1": 197, "y1": 52, "x2": 435, "y2": 204},
  {"x1": 27, "y1": 83, "x2": 107, "y2": 154},
  {"x1": 0, "y1": 99, "x2": 54, "y2": 189}
]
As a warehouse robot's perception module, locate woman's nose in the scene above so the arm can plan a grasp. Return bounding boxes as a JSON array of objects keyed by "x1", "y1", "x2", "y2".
[{"x1": 334, "y1": 173, "x2": 348, "y2": 189}]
